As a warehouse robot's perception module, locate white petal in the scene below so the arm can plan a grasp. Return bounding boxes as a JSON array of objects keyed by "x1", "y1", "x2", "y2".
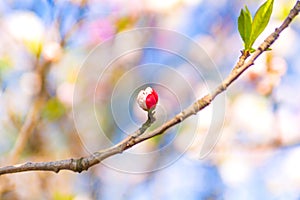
[{"x1": 137, "y1": 89, "x2": 147, "y2": 110}]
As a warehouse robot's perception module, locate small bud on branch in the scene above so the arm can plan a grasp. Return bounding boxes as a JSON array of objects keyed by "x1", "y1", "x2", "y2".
[{"x1": 137, "y1": 87, "x2": 158, "y2": 111}]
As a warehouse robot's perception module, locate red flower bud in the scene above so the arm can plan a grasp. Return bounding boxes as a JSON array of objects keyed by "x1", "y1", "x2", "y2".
[{"x1": 137, "y1": 87, "x2": 158, "y2": 111}]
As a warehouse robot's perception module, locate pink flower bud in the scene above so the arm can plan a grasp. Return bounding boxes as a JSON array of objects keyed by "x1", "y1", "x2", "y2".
[{"x1": 137, "y1": 87, "x2": 158, "y2": 111}]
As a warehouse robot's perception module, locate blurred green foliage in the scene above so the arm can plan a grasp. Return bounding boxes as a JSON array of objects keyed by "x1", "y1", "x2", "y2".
[
  {"x1": 53, "y1": 191, "x2": 74, "y2": 200},
  {"x1": 42, "y1": 98, "x2": 66, "y2": 121}
]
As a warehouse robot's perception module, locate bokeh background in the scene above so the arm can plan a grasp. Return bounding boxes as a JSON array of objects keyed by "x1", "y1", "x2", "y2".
[{"x1": 0, "y1": 0, "x2": 300, "y2": 199}]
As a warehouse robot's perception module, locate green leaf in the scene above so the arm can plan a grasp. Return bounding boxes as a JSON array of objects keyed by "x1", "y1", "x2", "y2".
[
  {"x1": 238, "y1": 6, "x2": 252, "y2": 48},
  {"x1": 249, "y1": 47, "x2": 256, "y2": 53},
  {"x1": 249, "y1": 0, "x2": 274, "y2": 48}
]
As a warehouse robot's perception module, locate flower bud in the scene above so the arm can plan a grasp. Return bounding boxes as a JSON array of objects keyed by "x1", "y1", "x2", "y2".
[{"x1": 137, "y1": 87, "x2": 158, "y2": 111}]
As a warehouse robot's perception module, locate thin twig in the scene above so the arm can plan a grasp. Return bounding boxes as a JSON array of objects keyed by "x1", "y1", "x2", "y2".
[
  {"x1": 8, "y1": 61, "x2": 51, "y2": 164},
  {"x1": 8, "y1": 96, "x2": 45, "y2": 164},
  {"x1": 0, "y1": 1, "x2": 299, "y2": 176}
]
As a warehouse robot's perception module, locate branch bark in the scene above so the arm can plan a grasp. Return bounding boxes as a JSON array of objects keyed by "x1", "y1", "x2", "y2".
[{"x1": 1, "y1": 1, "x2": 299, "y2": 176}]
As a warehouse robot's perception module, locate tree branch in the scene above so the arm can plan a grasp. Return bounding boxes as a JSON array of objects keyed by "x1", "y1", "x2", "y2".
[
  {"x1": 1, "y1": 1, "x2": 299, "y2": 176},
  {"x1": 8, "y1": 61, "x2": 51, "y2": 164}
]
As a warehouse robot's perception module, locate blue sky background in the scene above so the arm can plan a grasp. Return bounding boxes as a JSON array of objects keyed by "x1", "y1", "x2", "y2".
[{"x1": 0, "y1": 0, "x2": 300, "y2": 199}]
